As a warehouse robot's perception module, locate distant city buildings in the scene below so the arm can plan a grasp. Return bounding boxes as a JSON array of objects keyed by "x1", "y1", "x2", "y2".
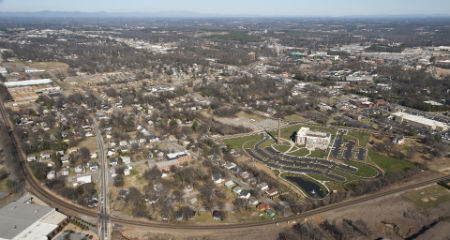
[{"x1": 295, "y1": 127, "x2": 331, "y2": 150}]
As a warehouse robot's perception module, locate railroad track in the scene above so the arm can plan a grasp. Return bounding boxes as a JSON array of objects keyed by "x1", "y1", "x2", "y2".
[{"x1": 1, "y1": 99, "x2": 449, "y2": 231}]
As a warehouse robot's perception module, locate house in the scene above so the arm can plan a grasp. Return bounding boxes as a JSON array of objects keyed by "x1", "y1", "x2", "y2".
[
  {"x1": 240, "y1": 171, "x2": 250, "y2": 179},
  {"x1": 257, "y1": 202, "x2": 270, "y2": 211},
  {"x1": 224, "y1": 180, "x2": 236, "y2": 189},
  {"x1": 188, "y1": 197, "x2": 197, "y2": 204},
  {"x1": 392, "y1": 136, "x2": 405, "y2": 145},
  {"x1": 61, "y1": 155, "x2": 70, "y2": 164},
  {"x1": 47, "y1": 170, "x2": 56, "y2": 180},
  {"x1": 107, "y1": 149, "x2": 116, "y2": 157},
  {"x1": 265, "y1": 209, "x2": 276, "y2": 217},
  {"x1": 124, "y1": 167, "x2": 131, "y2": 176},
  {"x1": 120, "y1": 156, "x2": 131, "y2": 164},
  {"x1": 232, "y1": 186, "x2": 242, "y2": 194},
  {"x1": 231, "y1": 167, "x2": 240, "y2": 175},
  {"x1": 248, "y1": 198, "x2": 259, "y2": 206},
  {"x1": 40, "y1": 152, "x2": 51, "y2": 160},
  {"x1": 75, "y1": 165, "x2": 83, "y2": 174},
  {"x1": 90, "y1": 153, "x2": 98, "y2": 159},
  {"x1": 265, "y1": 188, "x2": 278, "y2": 197},
  {"x1": 257, "y1": 182, "x2": 269, "y2": 191},
  {"x1": 119, "y1": 140, "x2": 128, "y2": 146},
  {"x1": 61, "y1": 167, "x2": 70, "y2": 176},
  {"x1": 109, "y1": 158, "x2": 117, "y2": 166},
  {"x1": 27, "y1": 155, "x2": 37, "y2": 162},
  {"x1": 224, "y1": 162, "x2": 237, "y2": 169},
  {"x1": 238, "y1": 190, "x2": 251, "y2": 199},
  {"x1": 88, "y1": 162, "x2": 99, "y2": 171},
  {"x1": 212, "y1": 173, "x2": 224, "y2": 184},
  {"x1": 247, "y1": 178, "x2": 257, "y2": 185},
  {"x1": 212, "y1": 210, "x2": 225, "y2": 221},
  {"x1": 120, "y1": 145, "x2": 129, "y2": 153}
]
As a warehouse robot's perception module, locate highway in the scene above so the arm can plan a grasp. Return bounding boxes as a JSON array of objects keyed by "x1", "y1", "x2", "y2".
[
  {"x1": 0, "y1": 99, "x2": 449, "y2": 232},
  {"x1": 93, "y1": 118, "x2": 110, "y2": 240}
]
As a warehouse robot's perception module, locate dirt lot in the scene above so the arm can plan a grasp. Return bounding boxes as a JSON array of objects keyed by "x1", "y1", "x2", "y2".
[{"x1": 319, "y1": 184, "x2": 450, "y2": 240}]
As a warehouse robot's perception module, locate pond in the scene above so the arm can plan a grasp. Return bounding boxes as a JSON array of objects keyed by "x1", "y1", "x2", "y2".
[{"x1": 285, "y1": 176, "x2": 327, "y2": 198}]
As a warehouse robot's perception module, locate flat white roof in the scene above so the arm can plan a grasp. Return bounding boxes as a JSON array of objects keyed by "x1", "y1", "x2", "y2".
[
  {"x1": 166, "y1": 151, "x2": 188, "y2": 159},
  {"x1": 393, "y1": 112, "x2": 449, "y2": 130},
  {"x1": 3, "y1": 79, "x2": 53, "y2": 88}
]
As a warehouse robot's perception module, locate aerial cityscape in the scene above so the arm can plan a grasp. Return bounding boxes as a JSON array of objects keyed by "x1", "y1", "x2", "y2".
[{"x1": 0, "y1": 1, "x2": 449, "y2": 240}]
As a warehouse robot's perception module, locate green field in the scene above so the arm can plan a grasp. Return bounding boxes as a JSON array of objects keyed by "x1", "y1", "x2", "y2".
[
  {"x1": 259, "y1": 138, "x2": 275, "y2": 149},
  {"x1": 368, "y1": 151, "x2": 414, "y2": 173},
  {"x1": 403, "y1": 185, "x2": 450, "y2": 208},
  {"x1": 288, "y1": 148, "x2": 310, "y2": 157},
  {"x1": 309, "y1": 149, "x2": 327, "y2": 158},
  {"x1": 307, "y1": 173, "x2": 337, "y2": 182},
  {"x1": 273, "y1": 144, "x2": 291, "y2": 153},
  {"x1": 347, "y1": 131, "x2": 371, "y2": 147},
  {"x1": 223, "y1": 135, "x2": 263, "y2": 150},
  {"x1": 345, "y1": 161, "x2": 378, "y2": 178}
]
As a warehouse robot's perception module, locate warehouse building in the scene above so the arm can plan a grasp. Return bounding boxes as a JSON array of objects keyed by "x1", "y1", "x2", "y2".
[
  {"x1": 0, "y1": 194, "x2": 67, "y2": 240},
  {"x1": 2, "y1": 79, "x2": 60, "y2": 106},
  {"x1": 392, "y1": 112, "x2": 449, "y2": 131}
]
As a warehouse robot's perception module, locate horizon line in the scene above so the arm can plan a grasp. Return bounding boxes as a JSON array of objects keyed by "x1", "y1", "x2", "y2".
[{"x1": 0, "y1": 10, "x2": 449, "y2": 19}]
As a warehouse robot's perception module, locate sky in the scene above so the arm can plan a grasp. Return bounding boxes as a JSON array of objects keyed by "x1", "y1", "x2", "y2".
[{"x1": 0, "y1": 0, "x2": 449, "y2": 16}]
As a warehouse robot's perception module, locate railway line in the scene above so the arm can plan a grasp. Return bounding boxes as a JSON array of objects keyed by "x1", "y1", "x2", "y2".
[{"x1": 0, "y1": 99, "x2": 449, "y2": 231}]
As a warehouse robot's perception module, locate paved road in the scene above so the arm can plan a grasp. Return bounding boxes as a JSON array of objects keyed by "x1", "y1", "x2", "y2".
[{"x1": 93, "y1": 118, "x2": 110, "y2": 240}]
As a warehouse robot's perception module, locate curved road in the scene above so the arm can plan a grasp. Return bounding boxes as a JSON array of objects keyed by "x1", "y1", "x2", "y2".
[{"x1": 1, "y1": 100, "x2": 449, "y2": 231}]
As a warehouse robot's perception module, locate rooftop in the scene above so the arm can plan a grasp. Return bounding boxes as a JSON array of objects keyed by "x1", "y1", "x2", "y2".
[{"x1": 0, "y1": 195, "x2": 57, "y2": 239}]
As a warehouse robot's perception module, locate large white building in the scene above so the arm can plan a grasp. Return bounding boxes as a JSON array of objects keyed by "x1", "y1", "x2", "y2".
[
  {"x1": 392, "y1": 112, "x2": 449, "y2": 131},
  {"x1": 295, "y1": 127, "x2": 331, "y2": 150},
  {"x1": 0, "y1": 195, "x2": 67, "y2": 240}
]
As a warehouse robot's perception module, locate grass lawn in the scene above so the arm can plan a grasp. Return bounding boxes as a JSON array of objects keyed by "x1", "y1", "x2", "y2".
[
  {"x1": 347, "y1": 131, "x2": 371, "y2": 147},
  {"x1": 309, "y1": 149, "x2": 327, "y2": 158},
  {"x1": 344, "y1": 161, "x2": 378, "y2": 178},
  {"x1": 259, "y1": 138, "x2": 275, "y2": 149},
  {"x1": 307, "y1": 173, "x2": 337, "y2": 182},
  {"x1": 223, "y1": 134, "x2": 263, "y2": 150},
  {"x1": 283, "y1": 114, "x2": 306, "y2": 122},
  {"x1": 288, "y1": 148, "x2": 310, "y2": 157},
  {"x1": 403, "y1": 185, "x2": 450, "y2": 208},
  {"x1": 273, "y1": 144, "x2": 291, "y2": 153},
  {"x1": 368, "y1": 150, "x2": 414, "y2": 174}
]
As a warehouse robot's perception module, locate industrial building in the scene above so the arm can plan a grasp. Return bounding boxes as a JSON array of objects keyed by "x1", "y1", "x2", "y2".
[
  {"x1": 295, "y1": 127, "x2": 332, "y2": 150},
  {"x1": 0, "y1": 194, "x2": 67, "y2": 240},
  {"x1": 2, "y1": 79, "x2": 60, "y2": 106},
  {"x1": 392, "y1": 112, "x2": 449, "y2": 131}
]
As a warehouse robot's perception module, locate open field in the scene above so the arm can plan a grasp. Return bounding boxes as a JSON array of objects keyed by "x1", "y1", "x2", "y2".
[
  {"x1": 402, "y1": 184, "x2": 450, "y2": 208},
  {"x1": 223, "y1": 134, "x2": 264, "y2": 150},
  {"x1": 346, "y1": 131, "x2": 371, "y2": 147},
  {"x1": 345, "y1": 161, "x2": 379, "y2": 178},
  {"x1": 368, "y1": 151, "x2": 415, "y2": 174}
]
